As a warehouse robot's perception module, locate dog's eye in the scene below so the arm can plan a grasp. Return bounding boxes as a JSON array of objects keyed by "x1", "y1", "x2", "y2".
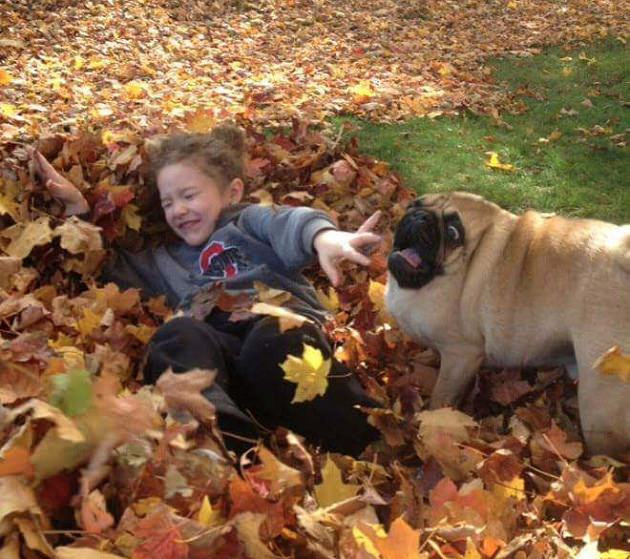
[{"x1": 446, "y1": 224, "x2": 460, "y2": 242}]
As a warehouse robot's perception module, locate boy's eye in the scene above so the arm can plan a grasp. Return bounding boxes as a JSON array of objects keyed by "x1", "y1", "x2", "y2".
[
  {"x1": 184, "y1": 192, "x2": 197, "y2": 200},
  {"x1": 161, "y1": 200, "x2": 172, "y2": 209}
]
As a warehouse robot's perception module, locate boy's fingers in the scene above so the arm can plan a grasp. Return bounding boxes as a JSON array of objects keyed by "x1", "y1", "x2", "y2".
[
  {"x1": 351, "y1": 232, "x2": 382, "y2": 251},
  {"x1": 33, "y1": 152, "x2": 53, "y2": 181},
  {"x1": 36, "y1": 151, "x2": 63, "y2": 180},
  {"x1": 344, "y1": 247, "x2": 371, "y2": 267},
  {"x1": 357, "y1": 210, "x2": 382, "y2": 233},
  {"x1": 45, "y1": 179, "x2": 63, "y2": 191},
  {"x1": 320, "y1": 256, "x2": 340, "y2": 286},
  {"x1": 360, "y1": 232, "x2": 382, "y2": 244},
  {"x1": 35, "y1": 151, "x2": 51, "y2": 168}
]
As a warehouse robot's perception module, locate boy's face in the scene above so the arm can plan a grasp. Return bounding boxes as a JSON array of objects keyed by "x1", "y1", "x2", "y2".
[{"x1": 157, "y1": 162, "x2": 243, "y2": 246}]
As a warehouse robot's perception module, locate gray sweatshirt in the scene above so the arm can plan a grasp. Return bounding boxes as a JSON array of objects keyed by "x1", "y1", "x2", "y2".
[{"x1": 102, "y1": 203, "x2": 337, "y2": 321}]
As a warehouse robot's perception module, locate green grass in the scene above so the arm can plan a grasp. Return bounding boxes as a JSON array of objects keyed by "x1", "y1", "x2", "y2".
[{"x1": 336, "y1": 40, "x2": 629, "y2": 223}]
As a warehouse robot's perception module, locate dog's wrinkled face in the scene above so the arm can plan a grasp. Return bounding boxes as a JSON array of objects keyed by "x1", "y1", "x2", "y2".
[{"x1": 388, "y1": 195, "x2": 466, "y2": 289}]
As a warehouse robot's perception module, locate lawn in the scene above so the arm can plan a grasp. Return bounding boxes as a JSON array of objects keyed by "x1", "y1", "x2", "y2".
[{"x1": 337, "y1": 40, "x2": 629, "y2": 223}]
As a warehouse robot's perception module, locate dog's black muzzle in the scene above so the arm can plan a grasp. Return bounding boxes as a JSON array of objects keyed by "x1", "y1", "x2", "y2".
[{"x1": 388, "y1": 204, "x2": 442, "y2": 289}]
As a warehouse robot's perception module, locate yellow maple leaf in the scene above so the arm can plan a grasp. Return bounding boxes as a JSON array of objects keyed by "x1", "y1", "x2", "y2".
[
  {"x1": 316, "y1": 286, "x2": 340, "y2": 313},
  {"x1": 0, "y1": 102, "x2": 18, "y2": 118},
  {"x1": 125, "y1": 324, "x2": 156, "y2": 344},
  {"x1": 280, "y1": 343, "x2": 331, "y2": 403},
  {"x1": 349, "y1": 81, "x2": 376, "y2": 104},
  {"x1": 492, "y1": 475, "x2": 525, "y2": 501},
  {"x1": 594, "y1": 346, "x2": 630, "y2": 382},
  {"x1": 121, "y1": 203, "x2": 142, "y2": 231},
  {"x1": 90, "y1": 104, "x2": 113, "y2": 119},
  {"x1": 368, "y1": 279, "x2": 392, "y2": 322},
  {"x1": 601, "y1": 551, "x2": 630, "y2": 559},
  {"x1": 73, "y1": 55, "x2": 84, "y2": 70},
  {"x1": 197, "y1": 495, "x2": 223, "y2": 527},
  {"x1": 101, "y1": 129, "x2": 138, "y2": 147},
  {"x1": 485, "y1": 151, "x2": 515, "y2": 172},
  {"x1": 55, "y1": 346, "x2": 86, "y2": 371},
  {"x1": 50, "y1": 333, "x2": 78, "y2": 349},
  {"x1": 435, "y1": 61, "x2": 454, "y2": 77},
  {"x1": 184, "y1": 108, "x2": 217, "y2": 133},
  {"x1": 0, "y1": 69, "x2": 13, "y2": 86},
  {"x1": 0, "y1": 193, "x2": 20, "y2": 220},
  {"x1": 314, "y1": 455, "x2": 359, "y2": 507},
  {"x1": 0, "y1": 178, "x2": 21, "y2": 220},
  {"x1": 87, "y1": 57, "x2": 108, "y2": 70},
  {"x1": 77, "y1": 308, "x2": 103, "y2": 337},
  {"x1": 123, "y1": 81, "x2": 146, "y2": 99}
]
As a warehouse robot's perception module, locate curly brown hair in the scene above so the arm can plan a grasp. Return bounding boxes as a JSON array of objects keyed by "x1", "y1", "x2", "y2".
[{"x1": 149, "y1": 123, "x2": 246, "y2": 189}]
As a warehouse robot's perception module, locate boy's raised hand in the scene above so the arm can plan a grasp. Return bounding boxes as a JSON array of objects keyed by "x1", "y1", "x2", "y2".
[
  {"x1": 29, "y1": 148, "x2": 89, "y2": 216},
  {"x1": 313, "y1": 210, "x2": 382, "y2": 287}
]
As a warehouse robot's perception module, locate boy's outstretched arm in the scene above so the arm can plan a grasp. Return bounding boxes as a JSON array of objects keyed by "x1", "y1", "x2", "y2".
[{"x1": 313, "y1": 211, "x2": 382, "y2": 286}]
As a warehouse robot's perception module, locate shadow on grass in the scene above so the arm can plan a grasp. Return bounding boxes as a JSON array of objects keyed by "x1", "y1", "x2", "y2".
[{"x1": 336, "y1": 39, "x2": 629, "y2": 223}]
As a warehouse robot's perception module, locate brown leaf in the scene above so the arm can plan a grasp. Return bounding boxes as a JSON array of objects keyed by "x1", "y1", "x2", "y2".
[
  {"x1": 250, "y1": 302, "x2": 309, "y2": 333},
  {"x1": 1, "y1": 217, "x2": 54, "y2": 259},
  {"x1": 0, "y1": 256, "x2": 21, "y2": 289},
  {"x1": 156, "y1": 368, "x2": 217, "y2": 425},
  {"x1": 54, "y1": 217, "x2": 103, "y2": 254},
  {"x1": 0, "y1": 446, "x2": 34, "y2": 478},
  {"x1": 246, "y1": 446, "x2": 303, "y2": 498},
  {"x1": 358, "y1": 517, "x2": 424, "y2": 559},
  {"x1": 79, "y1": 490, "x2": 115, "y2": 534}
]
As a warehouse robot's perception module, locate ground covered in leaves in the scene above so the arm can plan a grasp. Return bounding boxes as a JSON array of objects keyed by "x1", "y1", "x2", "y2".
[
  {"x1": 1, "y1": 1, "x2": 629, "y2": 558},
  {"x1": 1, "y1": 124, "x2": 629, "y2": 559},
  {"x1": 1, "y1": 0, "x2": 629, "y2": 135}
]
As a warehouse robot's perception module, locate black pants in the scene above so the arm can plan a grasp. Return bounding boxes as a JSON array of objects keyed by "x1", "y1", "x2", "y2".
[{"x1": 144, "y1": 312, "x2": 379, "y2": 456}]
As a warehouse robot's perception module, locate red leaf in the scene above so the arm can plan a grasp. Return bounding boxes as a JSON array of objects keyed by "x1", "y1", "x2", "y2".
[{"x1": 132, "y1": 508, "x2": 189, "y2": 559}]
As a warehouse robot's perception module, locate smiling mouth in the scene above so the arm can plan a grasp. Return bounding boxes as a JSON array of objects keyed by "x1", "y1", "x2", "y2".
[{"x1": 177, "y1": 219, "x2": 200, "y2": 231}]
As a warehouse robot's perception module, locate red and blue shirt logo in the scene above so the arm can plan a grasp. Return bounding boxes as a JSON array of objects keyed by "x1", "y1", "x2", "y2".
[{"x1": 198, "y1": 241, "x2": 244, "y2": 278}]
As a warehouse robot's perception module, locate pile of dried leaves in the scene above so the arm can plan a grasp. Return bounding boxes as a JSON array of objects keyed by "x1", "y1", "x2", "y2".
[
  {"x1": 1, "y1": 1, "x2": 629, "y2": 557},
  {"x1": 0, "y1": 120, "x2": 628, "y2": 558},
  {"x1": 1, "y1": 0, "x2": 628, "y2": 138}
]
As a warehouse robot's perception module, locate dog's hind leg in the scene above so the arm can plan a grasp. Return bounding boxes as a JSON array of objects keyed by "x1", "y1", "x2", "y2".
[{"x1": 573, "y1": 339, "x2": 630, "y2": 460}]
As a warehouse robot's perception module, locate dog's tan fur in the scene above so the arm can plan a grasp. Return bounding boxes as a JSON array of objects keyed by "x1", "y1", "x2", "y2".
[{"x1": 386, "y1": 192, "x2": 630, "y2": 457}]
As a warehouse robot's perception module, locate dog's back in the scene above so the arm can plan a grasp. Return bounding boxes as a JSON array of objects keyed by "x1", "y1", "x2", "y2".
[{"x1": 478, "y1": 211, "x2": 628, "y2": 367}]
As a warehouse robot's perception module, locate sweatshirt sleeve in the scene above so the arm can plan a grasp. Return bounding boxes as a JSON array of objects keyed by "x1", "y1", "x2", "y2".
[
  {"x1": 236, "y1": 205, "x2": 337, "y2": 270},
  {"x1": 99, "y1": 247, "x2": 175, "y2": 303}
]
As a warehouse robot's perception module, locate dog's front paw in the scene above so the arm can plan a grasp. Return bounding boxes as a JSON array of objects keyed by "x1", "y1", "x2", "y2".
[{"x1": 428, "y1": 394, "x2": 457, "y2": 410}]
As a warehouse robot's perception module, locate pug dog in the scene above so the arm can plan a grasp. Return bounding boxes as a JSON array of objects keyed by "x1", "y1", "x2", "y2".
[{"x1": 386, "y1": 192, "x2": 630, "y2": 458}]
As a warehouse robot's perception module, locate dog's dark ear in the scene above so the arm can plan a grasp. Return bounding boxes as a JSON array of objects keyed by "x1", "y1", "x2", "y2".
[{"x1": 407, "y1": 197, "x2": 425, "y2": 210}]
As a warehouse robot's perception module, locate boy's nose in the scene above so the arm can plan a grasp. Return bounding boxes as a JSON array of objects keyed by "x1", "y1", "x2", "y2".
[{"x1": 173, "y1": 202, "x2": 188, "y2": 217}]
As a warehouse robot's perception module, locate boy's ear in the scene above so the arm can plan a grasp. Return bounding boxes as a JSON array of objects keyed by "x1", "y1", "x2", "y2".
[{"x1": 228, "y1": 178, "x2": 244, "y2": 203}]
